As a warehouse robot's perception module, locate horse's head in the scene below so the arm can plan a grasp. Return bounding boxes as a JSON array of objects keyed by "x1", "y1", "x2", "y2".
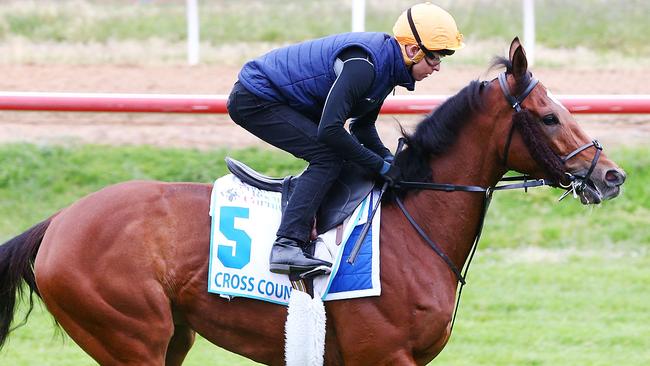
[
  {"x1": 399, "y1": 37, "x2": 625, "y2": 205},
  {"x1": 489, "y1": 37, "x2": 626, "y2": 204}
]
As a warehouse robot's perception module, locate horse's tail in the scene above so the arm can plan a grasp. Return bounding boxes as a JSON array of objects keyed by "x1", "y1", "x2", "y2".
[{"x1": 0, "y1": 218, "x2": 51, "y2": 350}]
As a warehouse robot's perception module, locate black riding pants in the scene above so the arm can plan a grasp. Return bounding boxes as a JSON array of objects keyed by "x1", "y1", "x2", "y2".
[{"x1": 227, "y1": 81, "x2": 343, "y2": 243}]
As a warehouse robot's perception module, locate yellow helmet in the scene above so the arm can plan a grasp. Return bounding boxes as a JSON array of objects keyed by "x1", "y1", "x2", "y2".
[{"x1": 393, "y1": 2, "x2": 464, "y2": 63}]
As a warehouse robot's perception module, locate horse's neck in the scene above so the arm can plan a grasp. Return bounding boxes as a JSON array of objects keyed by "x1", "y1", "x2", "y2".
[{"x1": 401, "y1": 122, "x2": 505, "y2": 272}]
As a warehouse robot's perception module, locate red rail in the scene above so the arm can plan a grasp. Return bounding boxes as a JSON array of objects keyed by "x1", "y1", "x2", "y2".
[
  {"x1": 0, "y1": 92, "x2": 649, "y2": 114},
  {"x1": 0, "y1": 92, "x2": 226, "y2": 114},
  {"x1": 381, "y1": 95, "x2": 650, "y2": 114}
]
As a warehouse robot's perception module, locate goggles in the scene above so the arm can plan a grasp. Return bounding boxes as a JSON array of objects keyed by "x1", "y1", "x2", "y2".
[{"x1": 423, "y1": 52, "x2": 445, "y2": 67}]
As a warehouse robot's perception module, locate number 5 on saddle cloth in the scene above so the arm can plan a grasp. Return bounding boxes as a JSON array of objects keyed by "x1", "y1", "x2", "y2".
[{"x1": 207, "y1": 158, "x2": 382, "y2": 306}]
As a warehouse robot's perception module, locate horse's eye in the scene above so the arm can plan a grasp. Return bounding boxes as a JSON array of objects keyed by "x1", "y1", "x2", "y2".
[{"x1": 542, "y1": 114, "x2": 559, "y2": 125}]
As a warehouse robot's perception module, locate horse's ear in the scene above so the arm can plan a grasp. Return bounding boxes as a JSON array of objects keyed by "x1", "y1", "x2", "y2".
[
  {"x1": 508, "y1": 37, "x2": 522, "y2": 60},
  {"x1": 509, "y1": 37, "x2": 528, "y2": 78}
]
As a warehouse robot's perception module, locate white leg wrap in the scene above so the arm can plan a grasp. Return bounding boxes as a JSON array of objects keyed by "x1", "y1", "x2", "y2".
[{"x1": 285, "y1": 290, "x2": 326, "y2": 366}]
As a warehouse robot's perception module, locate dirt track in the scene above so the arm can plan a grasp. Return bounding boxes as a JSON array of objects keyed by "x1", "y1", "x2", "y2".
[{"x1": 0, "y1": 64, "x2": 648, "y2": 150}]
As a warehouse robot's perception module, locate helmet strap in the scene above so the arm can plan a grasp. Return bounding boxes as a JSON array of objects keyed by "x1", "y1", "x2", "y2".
[{"x1": 407, "y1": 7, "x2": 436, "y2": 59}]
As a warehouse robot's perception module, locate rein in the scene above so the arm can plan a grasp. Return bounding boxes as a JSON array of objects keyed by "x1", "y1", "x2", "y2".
[{"x1": 393, "y1": 71, "x2": 605, "y2": 333}]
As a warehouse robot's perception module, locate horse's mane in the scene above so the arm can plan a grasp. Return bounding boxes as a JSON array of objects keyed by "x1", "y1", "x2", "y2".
[{"x1": 395, "y1": 80, "x2": 485, "y2": 186}]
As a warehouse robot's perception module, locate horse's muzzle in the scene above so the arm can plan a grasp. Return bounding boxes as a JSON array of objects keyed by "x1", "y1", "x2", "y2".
[{"x1": 581, "y1": 167, "x2": 626, "y2": 204}]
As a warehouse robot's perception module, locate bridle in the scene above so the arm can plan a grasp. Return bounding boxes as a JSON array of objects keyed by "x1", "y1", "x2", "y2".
[
  {"x1": 498, "y1": 72, "x2": 538, "y2": 167},
  {"x1": 558, "y1": 139, "x2": 603, "y2": 200},
  {"x1": 383, "y1": 71, "x2": 605, "y2": 333},
  {"x1": 498, "y1": 72, "x2": 603, "y2": 199}
]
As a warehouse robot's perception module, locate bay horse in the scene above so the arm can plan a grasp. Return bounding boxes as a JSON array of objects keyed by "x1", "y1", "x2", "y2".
[{"x1": 0, "y1": 38, "x2": 626, "y2": 365}]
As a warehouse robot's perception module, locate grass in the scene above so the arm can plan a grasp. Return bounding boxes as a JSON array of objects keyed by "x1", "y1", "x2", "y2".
[
  {"x1": 0, "y1": 144, "x2": 305, "y2": 237},
  {"x1": 435, "y1": 251, "x2": 650, "y2": 366},
  {"x1": 1, "y1": 144, "x2": 646, "y2": 249},
  {"x1": 0, "y1": 143, "x2": 648, "y2": 364},
  {"x1": 0, "y1": 0, "x2": 648, "y2": 66}
]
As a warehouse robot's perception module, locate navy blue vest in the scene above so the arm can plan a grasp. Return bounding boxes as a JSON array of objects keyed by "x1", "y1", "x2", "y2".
[{"x1": 238, "y1": 32, "x2": 415, "y2": 121}]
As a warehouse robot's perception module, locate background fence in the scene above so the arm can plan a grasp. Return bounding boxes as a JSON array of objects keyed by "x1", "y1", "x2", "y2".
[{"x1": 1, "y1": 92, "x2": 649, "y2": 115}]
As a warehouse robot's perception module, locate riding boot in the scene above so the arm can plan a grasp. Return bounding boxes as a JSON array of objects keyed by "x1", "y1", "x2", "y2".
[{"x1": 269, "y1": 236, "x2": 332, "y2": 274}]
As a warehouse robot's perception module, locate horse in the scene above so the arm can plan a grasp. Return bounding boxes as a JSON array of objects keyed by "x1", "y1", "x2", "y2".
[{"x1": 0, "y1": 38, "x2": 626, "y2": 365}]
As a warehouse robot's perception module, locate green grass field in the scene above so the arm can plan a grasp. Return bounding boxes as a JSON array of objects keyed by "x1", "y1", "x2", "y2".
[{"x1": 0, "y1": 144, "x2": 648, "y2": 365}]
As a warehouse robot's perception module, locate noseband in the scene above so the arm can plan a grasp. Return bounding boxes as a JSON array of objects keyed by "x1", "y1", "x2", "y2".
[
  {"x1": 497, "y1": 72, "x2": 603, "y2": 194},
  {"x1": 560, "y1": 139, "x2": 603, "y2": 198}
]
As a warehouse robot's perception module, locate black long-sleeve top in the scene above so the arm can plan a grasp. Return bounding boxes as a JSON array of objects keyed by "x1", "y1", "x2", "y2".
[{"x1": 316, "y1": 47, "x2": 392, "y2": 173}]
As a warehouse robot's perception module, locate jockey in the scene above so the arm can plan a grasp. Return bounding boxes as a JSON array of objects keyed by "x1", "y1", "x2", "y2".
[{"x1": 227, "y1": 2, "x2": 464, "y2": 275}]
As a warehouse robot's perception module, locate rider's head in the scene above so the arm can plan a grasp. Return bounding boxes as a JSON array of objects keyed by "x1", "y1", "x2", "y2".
[{"x1": 393, "y1": 2, "x2": 464, "y2": 70}]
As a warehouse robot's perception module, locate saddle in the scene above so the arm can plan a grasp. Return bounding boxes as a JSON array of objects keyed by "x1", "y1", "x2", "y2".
[{"x1": 225, "y1": 157, "x2": 375, "y2": 234}]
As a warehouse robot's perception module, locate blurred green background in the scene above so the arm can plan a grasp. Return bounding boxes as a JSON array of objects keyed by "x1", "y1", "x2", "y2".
[
  {"x1": 0, "y1": 0, "x2": 648, "y2": 54},
  {"x1": 0, "y1": 0, "x2": 648, "y2": 66}
]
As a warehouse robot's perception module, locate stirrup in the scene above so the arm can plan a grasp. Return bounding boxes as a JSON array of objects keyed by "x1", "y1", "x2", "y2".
[{"x1": 297, "y1": 265, "x2": 332, "y2": 279}]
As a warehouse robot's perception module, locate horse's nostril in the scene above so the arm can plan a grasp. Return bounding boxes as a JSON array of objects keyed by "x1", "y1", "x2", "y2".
[{"x1": 605, "y1": 169, "x2": 626, "y2": 186}]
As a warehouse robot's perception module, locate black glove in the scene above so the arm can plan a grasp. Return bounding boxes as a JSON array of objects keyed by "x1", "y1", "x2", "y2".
[{"x1": 380, "y1": 161, "x2": 401, "y2": 187}]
